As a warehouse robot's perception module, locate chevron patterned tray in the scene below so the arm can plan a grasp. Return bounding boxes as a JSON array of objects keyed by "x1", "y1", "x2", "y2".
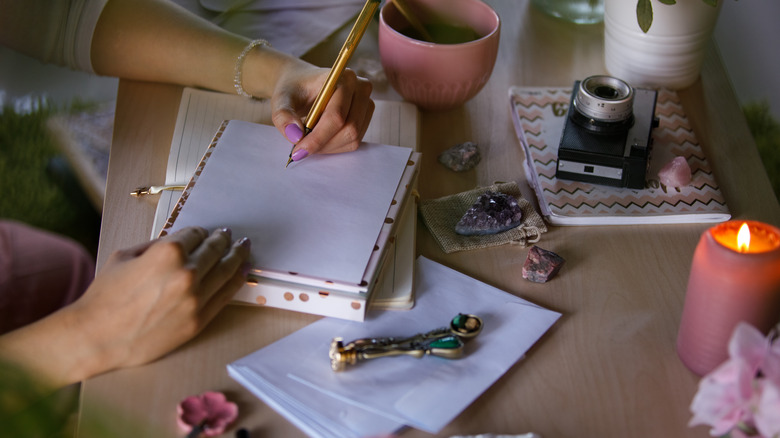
[{"x1": 510, "y1": 86, "x2": 731, "y2": 226}]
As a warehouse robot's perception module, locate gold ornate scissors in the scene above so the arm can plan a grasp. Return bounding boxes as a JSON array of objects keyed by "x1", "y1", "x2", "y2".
[{"x1": 329, "y1": 313, "x2": 483, "y2": 372}]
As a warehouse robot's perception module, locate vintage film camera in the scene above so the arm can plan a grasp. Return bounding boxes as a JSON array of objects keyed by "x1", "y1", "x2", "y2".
[{"x1": 555, "y1": 75, "x2": 658, "y2": 189}]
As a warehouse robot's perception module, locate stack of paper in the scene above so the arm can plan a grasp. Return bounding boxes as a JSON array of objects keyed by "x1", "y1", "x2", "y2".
[
  {"x1": 228, "y1": 257, "x2": 561, "y2": 437},
  {"x1": 151, "y1": 88, "x2": 420, "y2": 320},
  {"x1": 161, "y1": 119, "x2": 419, "y2": 321}
]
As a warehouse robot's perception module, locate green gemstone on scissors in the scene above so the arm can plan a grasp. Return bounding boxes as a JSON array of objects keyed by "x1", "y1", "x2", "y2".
[
  {"x1": 452, "y1": 313, "x2": 467, "y2": 329},
  {"x1": 429, "y1": 336, "x2": 462, "y2": 349}
]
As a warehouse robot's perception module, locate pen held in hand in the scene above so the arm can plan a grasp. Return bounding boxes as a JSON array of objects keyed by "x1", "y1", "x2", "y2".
[{"x1": 285, "y1": 0, "x2": 381, "y2": 168}]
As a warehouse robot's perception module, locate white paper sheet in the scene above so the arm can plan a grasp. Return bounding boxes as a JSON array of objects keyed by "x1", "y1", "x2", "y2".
[
  {"x1": 228, "y1": 257, "x2": 562, "y2": 437},
  {"x1": 166, "y1": 120, "x2": 412, "y2": 286},
  {"x1": 152, "y1": 88, "x2": 419, "y2": 240}
]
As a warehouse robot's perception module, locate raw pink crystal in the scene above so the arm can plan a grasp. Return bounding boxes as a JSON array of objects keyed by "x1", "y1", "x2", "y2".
[
  {"x1": 658, "y1": 156, "x2": 692, "y2": 188},
  {"x1": 522, "y1": 246, "x2": 565, "y2": 283}
]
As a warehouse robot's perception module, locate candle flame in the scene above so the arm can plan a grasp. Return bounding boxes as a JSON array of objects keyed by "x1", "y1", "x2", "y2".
[{"x1": 737, "y1": 222, "x2": 751, "y2": 253}]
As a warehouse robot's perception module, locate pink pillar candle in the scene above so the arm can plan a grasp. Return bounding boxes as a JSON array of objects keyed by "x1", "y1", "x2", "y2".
[{"x1": 677, "y1": 220, "x2": 780, "y2": 376}]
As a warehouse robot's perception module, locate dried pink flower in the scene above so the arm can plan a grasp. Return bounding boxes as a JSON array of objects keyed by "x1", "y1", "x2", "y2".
[{"x1": 177, "y1": 391, "x2": 238, "y2": 437}]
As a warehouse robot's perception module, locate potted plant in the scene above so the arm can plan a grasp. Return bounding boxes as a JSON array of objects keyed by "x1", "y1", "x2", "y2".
[
  {"x1": 636, "y1": 0, "x2": 719, "y2": 32},
  {"x1": 603, "y1": 0, "x2": 723, "y2": 89}
]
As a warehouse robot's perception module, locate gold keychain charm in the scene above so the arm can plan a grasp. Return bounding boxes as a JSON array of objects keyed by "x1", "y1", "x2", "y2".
[{"x1": 329, "y1": 313, "x2": 483, "y2": 372}]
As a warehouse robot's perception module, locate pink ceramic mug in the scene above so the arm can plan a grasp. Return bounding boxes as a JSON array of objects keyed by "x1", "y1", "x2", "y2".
[{"x1": 379, "y1": 0, "x2": 501, "y2": 111}]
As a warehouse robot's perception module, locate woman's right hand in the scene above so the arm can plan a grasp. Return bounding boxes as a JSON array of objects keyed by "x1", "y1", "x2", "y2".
[
  {"x1": 70, "y1": 227, "x2": 251, "y2": 375},
  {"x1": 0, "y1": 227, "x2": 251, "y2": 387},
  {"x1": 269, "y1": 61, "x2": 375, "y2": 162}
]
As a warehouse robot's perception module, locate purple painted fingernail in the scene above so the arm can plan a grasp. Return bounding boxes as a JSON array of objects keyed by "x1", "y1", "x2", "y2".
[
  {"x1": 284, "y1": 124, "x2": 304, "y2": 143},
  {"x1": 240, "y1": 262, "x2": 252, "y2": 278},
  {"x1": 291, "y1": 149, "x2": 309, "y2": 162},
  {"x1": 221, "y1": 228, "x2": 232, "y2": 238},
  {"x1": 237, "y1": 237, "x2": 251, "y2": 249}
]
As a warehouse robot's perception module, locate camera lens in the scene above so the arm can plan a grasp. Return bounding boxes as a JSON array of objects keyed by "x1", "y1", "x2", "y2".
[
  {"x1": 573, "y1": 75, "x2": 634, "y2": 124},
  {"x1": 592, "y1": 85, "x2": 619, "y2": 100}
]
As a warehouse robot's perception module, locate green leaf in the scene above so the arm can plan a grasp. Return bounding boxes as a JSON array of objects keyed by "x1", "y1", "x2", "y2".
[
  {"x1": 702, "y1": 0, "x2": 717, "y2": 6},
  {"x1": 636, "y1": 0, "x2": 653, "y2": 33},
  {"x1": 658, "y1": 0, "x2": 676, "y2": 5}
]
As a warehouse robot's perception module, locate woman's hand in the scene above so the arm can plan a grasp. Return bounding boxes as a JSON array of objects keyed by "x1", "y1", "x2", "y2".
[
  {"x1": 88, "y1": 0, "x2": 378, "y2": 161},
  {"x1": 270, "y1": 61, "x2": 375, "y2": 162},
  {"x1": 0, "y1": 227, "x2": 251, "y2": 387}
]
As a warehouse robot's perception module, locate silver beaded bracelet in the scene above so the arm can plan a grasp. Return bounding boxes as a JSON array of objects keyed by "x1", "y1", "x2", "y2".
[{"x1": 233, "y1": 39, "x2": 271, "y2": 98}]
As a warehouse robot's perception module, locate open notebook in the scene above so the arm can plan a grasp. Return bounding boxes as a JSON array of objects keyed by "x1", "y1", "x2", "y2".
[
  {"x1": 510, "y1": 86, "x2": 731, "y2": 226},
  {"x1": 153, "y1": 88, "x2": 420, "y2": 320}
]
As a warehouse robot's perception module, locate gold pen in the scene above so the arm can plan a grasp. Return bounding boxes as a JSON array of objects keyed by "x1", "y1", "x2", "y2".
[
  {"x1": 286, "y1": 0, "x2": 381, "y2": 167},
  {"x1": 130, "y1": 184, "x2": 187, "y2": 197}
]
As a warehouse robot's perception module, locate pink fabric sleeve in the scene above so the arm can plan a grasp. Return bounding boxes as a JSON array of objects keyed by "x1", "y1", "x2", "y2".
[{"x1": 0, "y1": 221, "x2": 95, "y2": 334}]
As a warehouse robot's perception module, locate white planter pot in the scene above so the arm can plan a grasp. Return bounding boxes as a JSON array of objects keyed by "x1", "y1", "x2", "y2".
[{"x1": 604, "y1": 0, "x2": 722, "y2": 89}]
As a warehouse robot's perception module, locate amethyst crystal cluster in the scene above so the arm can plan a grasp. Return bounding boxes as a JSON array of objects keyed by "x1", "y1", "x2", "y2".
[{"x1": 455, "y1": 191, "x2": 524, "y2": 236}]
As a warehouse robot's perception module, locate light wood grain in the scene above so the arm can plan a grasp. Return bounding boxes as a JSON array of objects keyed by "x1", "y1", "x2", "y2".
[{"x1": 79, "y1": 1, "x2": 780, "y2": 437}]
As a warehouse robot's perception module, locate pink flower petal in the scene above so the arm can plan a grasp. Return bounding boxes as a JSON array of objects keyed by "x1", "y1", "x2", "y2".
[
  {"x1": 178, "y1": 396, "x2": 210, "y2": 427},
  {"x1": 688, "y1": 359, "x2": 755, "y2": 436},
  {"x1": 690, "y1": 359, "x2": 754, "y2": 435},
  {"x1": 755, "y1": 381, "x2": 780, "y2": 438},
  {"x1": 763, "y1": 333, "x2": 780, "y2": 383},
  {"x1": 177, "y1": 391, "x2": 238, "y2": 436},
  {"x1": 729, "y1": 322, "x2": 770, "y2": 373}
]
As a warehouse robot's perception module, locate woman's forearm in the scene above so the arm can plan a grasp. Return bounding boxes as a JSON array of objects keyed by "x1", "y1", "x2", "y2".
[
  {"x1": 90, "y1": 0, "x2": 307, "y2": 98},
  {"x1": 0, "y1": 309, "x2": 103, "y2": 387}
]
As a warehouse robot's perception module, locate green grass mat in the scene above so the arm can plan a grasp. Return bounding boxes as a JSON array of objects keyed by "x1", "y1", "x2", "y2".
[{"x1": 0, "y1": 101, "x2": 101, "y2": 255}]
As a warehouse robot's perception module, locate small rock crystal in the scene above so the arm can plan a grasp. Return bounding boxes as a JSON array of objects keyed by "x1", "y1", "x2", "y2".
[
  {"x1": 658, "y1": 156, "x2": 692, "y2": 188},
  {"x1": 522, "y1": 246, "x2": 565, "y2": 283},
  {"x1": 455, "y1": 191, "x2": 524, "y2": 236},
  {"x1": 438, "y1": 141, "x2": 481, "y2": 172}
]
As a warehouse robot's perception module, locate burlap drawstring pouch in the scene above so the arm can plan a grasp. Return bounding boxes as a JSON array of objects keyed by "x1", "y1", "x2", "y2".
[{"x1": 419, "y1": 181, "x2": 547, "y2": 253}]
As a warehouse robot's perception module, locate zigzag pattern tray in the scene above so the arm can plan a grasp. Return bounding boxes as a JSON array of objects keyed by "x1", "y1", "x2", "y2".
[{"x1": 509, "y1": 86, "x2": 731, "y2": 225}]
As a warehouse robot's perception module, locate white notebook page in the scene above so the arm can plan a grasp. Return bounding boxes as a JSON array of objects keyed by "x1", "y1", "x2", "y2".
[
  {"x1": 151, "y1": 87, "x2": 418, "y2": 237},
  {"x1": 164, "y1": 120, "x2": 412, "y2": 286}
]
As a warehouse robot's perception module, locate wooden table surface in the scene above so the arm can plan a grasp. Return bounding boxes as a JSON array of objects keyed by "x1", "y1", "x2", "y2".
[{"x1": 78, "y1": 1, "x2": 780, "y2": 437}]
